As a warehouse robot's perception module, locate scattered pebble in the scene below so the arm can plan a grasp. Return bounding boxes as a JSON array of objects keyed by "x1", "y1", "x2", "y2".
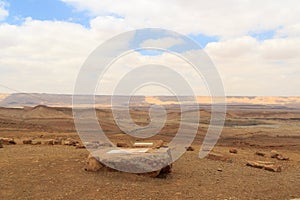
[
  {"x1": 229, "y1": 148, "x2": 238, "y2": 154},
  {"x1": 255, "y1": 151, "x2": 265, "y2": 157},
  {"x1": 185, "y1": 146, "x2": 194, "y2": 151}
]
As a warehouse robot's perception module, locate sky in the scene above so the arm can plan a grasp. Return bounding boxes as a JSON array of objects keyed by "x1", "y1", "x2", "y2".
[{"x1": 0, "y1": 0, "x2": 300, "y2": 96}]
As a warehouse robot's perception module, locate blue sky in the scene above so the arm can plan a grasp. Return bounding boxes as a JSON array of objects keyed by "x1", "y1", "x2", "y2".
[
  {"x1": 5, "y1": 0, "x2": 90, "y2": 26},
  {"x1": 0, "y1": 0, "x2": 299, "y2": 95}
]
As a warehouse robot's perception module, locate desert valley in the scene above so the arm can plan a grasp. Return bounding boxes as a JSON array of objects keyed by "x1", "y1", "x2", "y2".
[{"x1": 0, "y1": 94, "x2": 300, "y2": 199}]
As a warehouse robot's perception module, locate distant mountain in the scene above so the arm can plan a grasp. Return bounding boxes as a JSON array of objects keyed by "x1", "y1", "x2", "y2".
[
  {"x1": 0, "y1": 93, "x2": 73, "y2": 107},
  {"x1": 0, "y1": 93, "x2": 300, "y2": 108},
  {"x1": 0, "y1": 93, "x2": 147, "y2": 107}
]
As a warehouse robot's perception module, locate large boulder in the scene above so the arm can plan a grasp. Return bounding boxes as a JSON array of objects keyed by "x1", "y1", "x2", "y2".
[{"x1": 88, "y1": 147, "x2": 173, "y2": 177}]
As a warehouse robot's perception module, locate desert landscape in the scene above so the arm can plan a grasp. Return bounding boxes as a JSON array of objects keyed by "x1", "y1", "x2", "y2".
[
  {"x1": 0, "y1": 94, "x2": 300, "y2": 199},
  {"x1": 1, "y1": 1, "x2": 299, "y2": 199}
]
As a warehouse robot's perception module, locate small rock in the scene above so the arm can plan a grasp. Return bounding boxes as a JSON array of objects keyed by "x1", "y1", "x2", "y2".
[
  {"x1": 246, "y1": 160, "x2": 281, "y2": 172},
  {"x1": 276, "y1": 154, "x2": 289, "y2": 161},
  {"x1": 256, "y1": 161, "x2": 275, "y2": 165},
  {"x1": 229, "y1": 148, "x2": 238, "y2": 154},
  {"x1": 185, "y1": 146, "x2": 194, "y2": 151},
  {"x1": 270, "y1": 150, "x2": 289, "y2": 160},
  {"x1": 270, "y1": 150, "x2": 279, "y2": 158},
  {"x1": 152, "y1": 140, "x2": 164, "y2": 149},
  {"x1": 0, "y1": 137, "x2": 16, "y2": 145},
  {"x1": 255, "y1": 151, "x2": 265, "y2": 157},
  {"x1": 63, "y1": 138, "x2": 78, "y2": 146},
  {"x1": 54, "y1": 138, "x2": 62, "y2": 145},
  {"x1": 43, "y1": 139, "x2": 54, "y2": 145},
  {"x1": 264, "y1": 165, "x2": 282, "y2": 172},
  {"x1": 0, "y1": 143, "x2": 3, "y2": 148},
  {"x1": 85, "y1": 155, "x2": 104, "y2": 172},
  {"x1": 23, "y1": 139, "x2": 32, "y2": 145},
  {"x1": 85, "y1": 143, "x2": 99, "y2": 149},
  {"x1": 116, "y1": 142, "x2": 130, "y2": 148},
  {"x1": 206, "y1": 153, "x2": 229, "y2": 162},
  {"x1": 98, "y1": 142, "x2": 112, "y2": 147},
  {"x1": 217, "y1": 168, "x2": 223, "y2": 172},
  {"x1": 32, "y1": 140, "x2": 42, "y2": 145},
  {"x1": 76, "y1": 144, "x2": 86, "y2": 149}
]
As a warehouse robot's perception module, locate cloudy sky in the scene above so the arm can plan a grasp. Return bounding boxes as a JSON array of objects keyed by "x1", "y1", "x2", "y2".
[{"x1": 0, "y1": 0, "x2": 299, "y2": 96}]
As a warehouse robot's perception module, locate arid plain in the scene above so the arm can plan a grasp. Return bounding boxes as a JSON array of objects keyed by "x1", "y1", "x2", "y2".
[{"x1": 1, "y1": 94, "x2": 300, "y2": 199}]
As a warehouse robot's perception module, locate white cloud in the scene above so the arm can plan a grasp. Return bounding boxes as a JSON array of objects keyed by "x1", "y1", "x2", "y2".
[
  {"x1": 0, "y1": 17, "x2": 134, "y2": 93},
  {"x1": 96, "y1": 51, "x2": 209, "y2": 96},
  {"x1": 61, "y1": 0, "x2": 300, "y2": 38},
  {"x1": 205, "y1": 36, "x2": 259, "y2": 59},
  {"x1": 0, "y1": 0, "x2": 8, "y2": 21},
  {"x1": 140, "y1": 37, "x2": 184, "y2": 49},
  {"x1": 205, "y1": 36, "x2": 300, "y2": 96},
  {"x1": 260, "y1": 38, "x2": 300, "y2": 60},
  {"x1": 276, "y1": 23, "x2": 300, "y2": 38}
]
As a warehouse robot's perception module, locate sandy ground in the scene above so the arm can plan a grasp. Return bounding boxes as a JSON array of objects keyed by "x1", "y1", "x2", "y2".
[{"x1": 0, "y1": 105, "x2": 300, "y2": 199}]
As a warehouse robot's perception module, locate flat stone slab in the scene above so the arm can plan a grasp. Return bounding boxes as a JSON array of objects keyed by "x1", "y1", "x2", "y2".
[{"x1": 90, "y1": 147, "x2": 172, "y2": 174}]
